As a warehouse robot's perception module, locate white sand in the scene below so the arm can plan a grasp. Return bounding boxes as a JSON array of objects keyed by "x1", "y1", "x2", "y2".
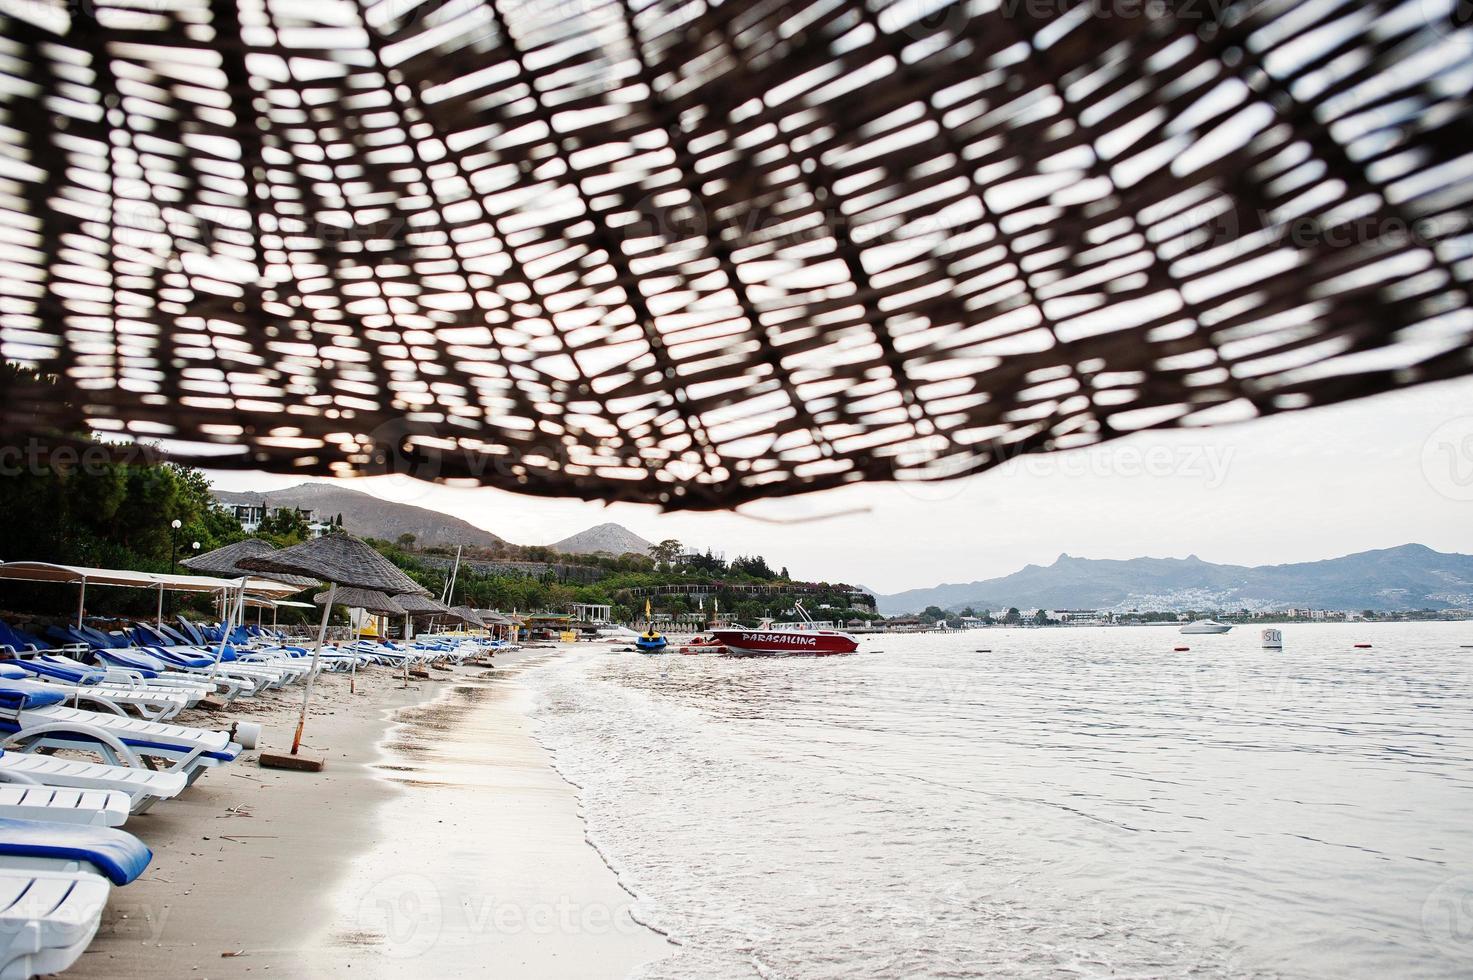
[{"x1": 68, "y1": 648, "x2": 672, "y2": 979}]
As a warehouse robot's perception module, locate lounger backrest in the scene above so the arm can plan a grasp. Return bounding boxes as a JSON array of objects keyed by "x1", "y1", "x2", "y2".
[
  {"x1": 157, "y1": 624, "x2": 190, "y2": 645},
  {"x1": 0, "y1": 685, "x2": 68, "y2": 711},
  {"x1": 0, "y1": 816, "x2": 153, "y2": 885},
  {"x1": 175, "y1": 619, "x2": 207, "y2": 645}
]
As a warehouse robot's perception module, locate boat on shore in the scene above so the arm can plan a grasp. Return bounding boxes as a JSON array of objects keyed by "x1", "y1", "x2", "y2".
[
  {"x1": 1180, "y1": 619, "x2": 1232, "y2": 634},
  {"x1": 712, "y1": 602, "x2": 859, "y2": 656},
  {"x1": 674, "y1": 634, "x2": 726, "y2": 655}
]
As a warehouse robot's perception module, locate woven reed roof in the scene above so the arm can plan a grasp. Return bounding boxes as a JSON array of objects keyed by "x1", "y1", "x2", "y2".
[
  {"x1": 181, "y1": 540, "x2": 318, "y2": 588},
  {"x1": 448, "y1": 606, "x2": 486, "y2": 628},
  {"x1": 2, "y1": 3, "x2": 1471, "y2": 509},
  {"x1": 313, "y1": 586, "x2": 406, "y2": 616},
  {"x1": 395, "y1": 592, "x2": 454, "y2": 618},
  {"x1": 237, "y1": 533, "x2": 430, "y2": 594}
]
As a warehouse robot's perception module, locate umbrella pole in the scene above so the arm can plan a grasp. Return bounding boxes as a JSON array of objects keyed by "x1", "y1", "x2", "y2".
[
  {"x1": 292, "y1": 581, "x2": 335, "y2": 755},
  {"x1": 211, "y1": 582, "x2": 240, "y2": 682}
]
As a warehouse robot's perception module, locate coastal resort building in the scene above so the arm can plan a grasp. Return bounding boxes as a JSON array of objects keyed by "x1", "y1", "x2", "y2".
[{"x1": 570, "y1": 603, "x2": 613, "y2": 624}]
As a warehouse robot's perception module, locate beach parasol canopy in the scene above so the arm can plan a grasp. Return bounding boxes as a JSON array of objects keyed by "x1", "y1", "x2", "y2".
[
  {"x1": 395, "y1": 593, "x2": 455, "y2": 619},
  {"x1": 237, "y1": 534, "x2": 430, "y2": 596},
  {"x1": 312, "y1": 588, "x2": 407, "y2": 617},
  {"x1": 237, "y1": 532, "x2": 428, "y2": 758},
  {"x1": 448, "y1": 606, "x2": 486, "y2": 628},
  {"x1": 2, "y1": 3, "x2": 1471, "y2": 511},
  {"x1": 182, "y1": 540, "x2": 319, "y2": 589}
]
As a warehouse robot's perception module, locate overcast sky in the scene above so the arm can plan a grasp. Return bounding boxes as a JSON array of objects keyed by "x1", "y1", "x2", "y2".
[{"x1": 205, "y1": 376, "x2": 1473, "y2": 595}]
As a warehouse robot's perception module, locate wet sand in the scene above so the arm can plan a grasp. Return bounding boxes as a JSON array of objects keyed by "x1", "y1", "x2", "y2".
[{"x1": 69, "y1": 647, "x2": 672, "y2": 979}]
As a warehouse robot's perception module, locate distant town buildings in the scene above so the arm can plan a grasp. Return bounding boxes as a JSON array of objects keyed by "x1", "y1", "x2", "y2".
[{"x1": 214, "y1": 493, "x2": 333, "y2": 538}]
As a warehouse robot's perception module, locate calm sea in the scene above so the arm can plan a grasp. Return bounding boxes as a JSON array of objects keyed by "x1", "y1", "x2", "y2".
[{"x1": 524, "y1": 622, "x2": 1473, "y2": 979}]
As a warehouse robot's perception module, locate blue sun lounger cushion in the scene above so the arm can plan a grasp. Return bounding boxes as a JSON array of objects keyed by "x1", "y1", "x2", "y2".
[
  {"x1": 139, "y1": 649, "x2": 215, "y2": 670},
  {"x1": 0, "y1": 687, "x2": 67, "y2": 712},
  {"x1": 2, "y1": 658, "x2": 105, "y2": 686},
  {"x1": 0, "y1": 817, "x2": 151, "y2": 885},
  {"x1": 92, "y1": 650, "x2": 163, "y2": 677}
]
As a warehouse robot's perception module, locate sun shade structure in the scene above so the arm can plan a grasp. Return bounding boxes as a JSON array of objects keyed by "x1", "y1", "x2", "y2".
[
  {"x1": 1, "y1": 2, "x2": 1471, "y2": 509},
  {"x1": 0, "y1": 560, "x2": 298, "y2": 627},
  {"x1": 448, "y1": 607, "x2": 486, "y2": 629},
  {"x1": 395, "y1": 593, "x2": 454, "y2": 618},
  {"x1": 0, "y1": 562, "x2": 298, "y2": 597},
  {"x1": 182, "y1": 541, "x2": 319, "y2": 589},
  {"x1": 312, "y1": 587, "x2": 407, "y2": 617},
  {"x1": 234, "y1": 532, "x2": 426, "y2": 753},
  {"x1": 235, "y1": 535, "x2": 429, "y2": 597}
]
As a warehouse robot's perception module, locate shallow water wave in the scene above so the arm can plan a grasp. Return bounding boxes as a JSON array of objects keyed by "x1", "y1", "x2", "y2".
[{"x1": 525, "y1": 623, "x2": 1473, "y2": 979}]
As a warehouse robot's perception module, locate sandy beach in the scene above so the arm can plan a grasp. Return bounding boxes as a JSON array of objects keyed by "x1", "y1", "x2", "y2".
[{"x1": 67, "y1": 646, "x2": 672, "y2": 979}]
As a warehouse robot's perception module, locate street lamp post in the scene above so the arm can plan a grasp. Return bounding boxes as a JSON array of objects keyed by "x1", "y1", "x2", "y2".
[
  {"x1": 168, "y1": 519, "x2": 183, "y2": 617},
  {"x1": 169, "y1": 519, "x2": 183, "y2": 574}
]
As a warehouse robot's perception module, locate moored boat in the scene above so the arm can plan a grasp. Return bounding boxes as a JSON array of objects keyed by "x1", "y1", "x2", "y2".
[
  {"x1": 675, "y1": 634, "x2": 726, "y2": 655},
  {"x1": 712, "y1": 602, "x2": 859, "y2": 656}
]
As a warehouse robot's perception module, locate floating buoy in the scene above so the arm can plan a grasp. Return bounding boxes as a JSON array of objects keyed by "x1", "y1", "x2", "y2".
[
  {"x1": 1261, "y1": 628, "x2": 1283, "y2": 650},
  {"x1": 1354, "y1": 643, "x2": 1372, "y2": 649},
  {"x1": 1174, "y1": 646, "x2": 1190, "y2": 651}
]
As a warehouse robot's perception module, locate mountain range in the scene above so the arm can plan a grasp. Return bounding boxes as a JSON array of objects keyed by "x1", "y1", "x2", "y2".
[
  {"x1": 214, "y1": 485, "x2": 507, "y2": 550},
  {"x1": 213, "y1": 484, "x2": 653, "y2": 556},
  {"x1": 875, "y1": 545, "x2": 1473, "y2": 615}
]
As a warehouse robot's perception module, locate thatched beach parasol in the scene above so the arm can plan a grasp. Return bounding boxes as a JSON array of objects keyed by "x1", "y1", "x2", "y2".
[
  {"x1": 238, "y1": 533, "x2": 429, "y2": 763},
  {"x1": 181, "y1": 540, "x2": 319, "y2": 589},
  {"x1": 239, "y1": 534, "x2": 429, "y2": 596},
  {"x1": 312, "y1": 587, "x2": 408, "y2": 617},
  {"x1": 180, "y1": 539, "x2": 318, "y2": 679},
  {"x1": 448, "y1": 606, "x2": 485, "y2": 629},
  {"x1": 396, "y1": 592, "x2": 453, "y2": 618}
]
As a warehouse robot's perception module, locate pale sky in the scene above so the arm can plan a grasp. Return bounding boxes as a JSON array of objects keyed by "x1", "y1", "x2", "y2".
[{"x1": 205, "y1": 376, "x2": 1473, "y2": 595}]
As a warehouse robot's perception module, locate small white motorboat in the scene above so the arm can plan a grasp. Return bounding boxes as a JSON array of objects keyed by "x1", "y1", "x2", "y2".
[{"x1": 1180, "y1": 619, "x2": 1232, "y2": 634}]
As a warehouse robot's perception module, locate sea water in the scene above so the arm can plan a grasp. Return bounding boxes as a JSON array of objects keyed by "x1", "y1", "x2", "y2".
[{"x1": 523, "y1": 623, "x2": 1473, "y2": 979}]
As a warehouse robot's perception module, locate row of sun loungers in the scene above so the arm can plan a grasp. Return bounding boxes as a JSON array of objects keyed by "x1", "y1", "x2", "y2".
[{"x1": 0, "y1": 614, "x2": 507, "y2": 977}]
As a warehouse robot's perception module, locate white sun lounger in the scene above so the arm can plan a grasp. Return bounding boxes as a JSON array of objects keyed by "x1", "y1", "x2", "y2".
[
  {"x1": 0, "y1": 674, "x2": 191, "y2": 723},
  {"x1": 0, "y1": 706, "x2": 242, "y2": 785},
  {"x1": 0, "y1": 689, "x2": 243, "y2": 787},
  {"x1": 0, "y1": 752, "x2": 186, "y2": 814},
  {"x1": 14, "y1": 655, "x2": 216, "y2": 704},
  {"x1": 0, "y1": 786, "x2": 130, "y2": 828},
  {"x1": 0, "y1": 870, "x2": 108, "y2": 980}
]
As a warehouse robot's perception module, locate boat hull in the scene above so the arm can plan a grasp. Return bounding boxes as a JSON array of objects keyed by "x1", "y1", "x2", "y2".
[
  {"x1": 1180, "y1": 623, "x2": 1232, "y2": 634},
  {"x1": 711, "y1": 629, "x2": 858, "y2": 656}
]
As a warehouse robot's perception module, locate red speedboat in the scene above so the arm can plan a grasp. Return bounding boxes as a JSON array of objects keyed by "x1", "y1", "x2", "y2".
[
  {"x1": 712, "y1": 627, "x2": 857, "y2": 656},
  {"x1": 711, "y1": 604, "x2": 859, "y2": 657}
]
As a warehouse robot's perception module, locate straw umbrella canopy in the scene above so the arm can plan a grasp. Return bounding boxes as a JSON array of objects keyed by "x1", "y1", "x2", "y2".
[
  {"x1": 448, "y1": 606, "x2": 485, "y2": 628},
  {"x1": 236, "y1": 533, "x2": 430, "y2": 756},
  {"x1": 180, "y1": 539, "x2": 319, "y2": 676},
  {"x1": 181, "y1": 539, "x2": 319, "y2": 589},
  {"x1": 396, "y1": 593, "x2": 454, "y2": 619},
  {"x1": 237, "y1": 534, "x2": 430, "y2": 596},
  {"x1": 312, "y1": 588, "x2": 407, "y2": 617}
]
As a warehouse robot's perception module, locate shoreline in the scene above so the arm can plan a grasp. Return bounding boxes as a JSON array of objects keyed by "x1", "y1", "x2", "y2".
[{"x1": 69, "y1": 646, "x2": 671, "y2": 979}]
